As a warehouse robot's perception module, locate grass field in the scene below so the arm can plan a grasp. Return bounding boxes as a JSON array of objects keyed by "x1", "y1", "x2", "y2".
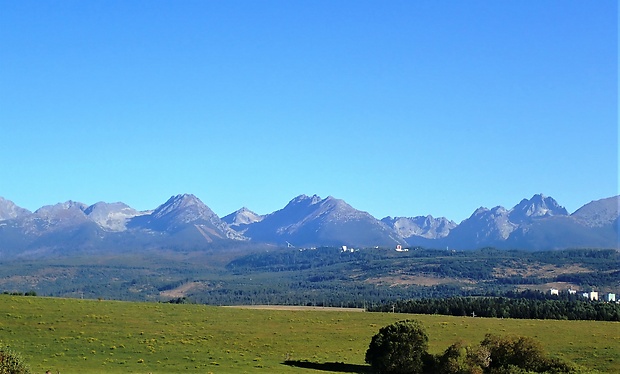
[{"x1": 0, "y1": 296, "x2": 618, "y2": 373}]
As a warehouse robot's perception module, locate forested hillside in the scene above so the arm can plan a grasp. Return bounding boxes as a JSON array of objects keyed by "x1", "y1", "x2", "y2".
[{"x1": 0, "y1": 247, "x2": 617, "y2": 310}]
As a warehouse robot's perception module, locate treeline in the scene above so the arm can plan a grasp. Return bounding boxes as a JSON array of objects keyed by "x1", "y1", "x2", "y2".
[
  {"x1": 369, "y1": 295, "x2": 620, "y2": 321},
  {"x1": 2, "y1": 291, "x2": 37, "y2": 296}
]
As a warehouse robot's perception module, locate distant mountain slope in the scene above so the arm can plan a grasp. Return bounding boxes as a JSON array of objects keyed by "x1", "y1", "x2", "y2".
[
  {"x1": 222, "y1": 207, "x2": 263, "y2": 233},
  {"x1": 506, "y1": 196, "x2": 620, "y2": 250},
  {"x1": 443, "y1": 206, "x2": 516, "y2": 249},
  {"x1": 0, "y1": 193, "x2": 617, "y2": 254},
  {"x1": 128, "y1": 194, "x2": 245, "y2": 243},
  {"x1": 571, "y1": 196, "x2": 619, "y2": 227},
  {"x1": 84, "y1": 202, "x2": 142, "y2": 231},
  {"x1": 381, "y1": 215, "x2": 456, "y2": 245},
  {"x1": 441, "y1": 194, "x2": 614, "y2": 250},
  {"x1": 0, "y1": 197, "x2": 31, "y2": 220},
  {"x1": 0, "y1": 194, "x2": 246, "y2": 256},
  {"x1": 242, "y1": 194, "x2": 405, "y2": 247},
  {"x1": 509, "y1": 194, "x2": 569, "y2": 223}
]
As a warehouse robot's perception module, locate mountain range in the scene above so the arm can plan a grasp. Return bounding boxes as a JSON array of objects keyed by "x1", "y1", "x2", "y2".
[{"x1": 0, "y1": 193, "x2": 617, "y2": 256}]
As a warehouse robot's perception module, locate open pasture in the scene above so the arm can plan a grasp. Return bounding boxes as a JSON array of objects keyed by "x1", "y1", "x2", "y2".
[{"x1": 0, "y1": 296, "x2": 617, "y2": 373}]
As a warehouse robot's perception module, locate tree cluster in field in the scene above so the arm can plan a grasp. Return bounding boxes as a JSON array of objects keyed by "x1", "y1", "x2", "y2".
[
  {"x1": 365, "y1": 320, "x2": 593, "y2": 374},
  {"x1": 2, "y1": 291, "x2": 37, "y2": 297},
  {"x1": 368, "y1": 292, "x2": 620, "y2": 321}
]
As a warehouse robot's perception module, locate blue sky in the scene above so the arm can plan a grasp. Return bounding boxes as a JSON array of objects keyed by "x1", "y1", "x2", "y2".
[{"x1": 0, "y1": 1, "x2": 617, "y2": 222}]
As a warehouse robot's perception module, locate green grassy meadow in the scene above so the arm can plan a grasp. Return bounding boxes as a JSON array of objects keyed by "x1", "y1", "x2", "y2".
[{"x1": 0, "y1": 296, "x2": 618, "y2": 373}]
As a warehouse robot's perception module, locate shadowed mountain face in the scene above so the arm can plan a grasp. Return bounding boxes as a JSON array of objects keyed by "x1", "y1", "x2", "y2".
[{"x1": 0, "y1": 193, "x2": 617, "y2": 255}]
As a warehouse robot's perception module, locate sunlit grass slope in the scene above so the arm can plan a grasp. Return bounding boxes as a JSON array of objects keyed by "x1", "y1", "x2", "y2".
[{"x1": 0, "y1": 296, "x2": 617, "y2": 373}]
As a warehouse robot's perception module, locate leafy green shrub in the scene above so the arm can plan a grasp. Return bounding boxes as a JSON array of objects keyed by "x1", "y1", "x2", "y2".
[
  {"x1": 365, "y1": 320, "x2": 430, "y2": 374},
  {"x1": 433, "y1": 340, "x2": 488, "y2": 374},
  {"x1": 367, "y1": 322, "x2": 592, "y2": 374},
  {"x1": 0, "y1": 344, "x2": 31, "y2": 374},
  {"x1": 479, "y1": 334, "x2": 581, "y2": 374}
]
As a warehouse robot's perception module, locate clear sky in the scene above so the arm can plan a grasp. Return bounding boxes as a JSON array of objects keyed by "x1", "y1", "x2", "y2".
[{"x1": 0, "y1": 1, "x2": 617, "y2": 223}]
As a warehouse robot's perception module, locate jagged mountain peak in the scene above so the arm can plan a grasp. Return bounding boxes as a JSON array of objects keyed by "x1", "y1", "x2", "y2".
[
  {"x1": 151, "y1": 194, "x2": 213, "y2": 220},
  {"x1": 84, "y1": 201, "x2": 133, "y2": 214},
  {"x1": 472, "y1": 207, "x2": 490, "y2": 216},
  {"x1": 288, "y1": 194, "x2": 323, "y2": 206},
  {"x1": 381, "y1": 215, "x2": 456, "y2": 240},
  {"x1": 0, "y1": 197, "x2": 31, "y2": 220},
  {"x1": 509, "y1": 194, "x2": 568, "y2": 223},
  {"x1": 160, "y1": 193, "x2": 202, "y2": 207},
  {"x1": 83, "y1": 202, "x2": 141, "y2": 232},
  {"x1": 34, "y1": 200, "x2": 89, "y2": 216},
  {"x1": 243, "y1": 194, "x2": 404, "y2": 247},
  {"x1": 0, "y1": 192, "x2": 616, "y2": 252},
  {"x1": 222, "y1": 207, "x2": 263, "y2": 227}
]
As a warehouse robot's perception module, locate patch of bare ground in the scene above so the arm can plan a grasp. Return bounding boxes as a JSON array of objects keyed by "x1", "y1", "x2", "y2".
[
  {"x1": 223, "y1": 305, "x2": 365, "y2": 312},
  {"x1": 0, "y1": 267, "x2": 76, "y2": 289},
  {"x1": 493, "y1": 263, "x2": 591, "y2": 278},
  {"x1": 159, "y1": 281, "x2": 203, "y2": 298},
  {"x1": 365, "y1": 274, "x2": 466, "y2": 287}
]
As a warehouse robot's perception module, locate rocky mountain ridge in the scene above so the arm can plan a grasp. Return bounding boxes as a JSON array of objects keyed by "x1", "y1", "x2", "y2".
[{"x1": 0, "y1": 193, "x2": 617, "y2": 255}]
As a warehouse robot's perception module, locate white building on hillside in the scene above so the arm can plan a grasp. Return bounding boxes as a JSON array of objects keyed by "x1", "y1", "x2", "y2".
[{"x1": 395, "y1": 245, "x2": 409, "y2": 252}]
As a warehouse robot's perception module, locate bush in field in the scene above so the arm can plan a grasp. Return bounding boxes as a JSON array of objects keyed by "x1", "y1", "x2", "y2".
[
  {"x1": 367, "y1": 322, "x2": 589, "y2": 374},
  {"x1": 365, "y1": 320, "x2": 430, "y2": 374},
  {"x1": 432, "y1": 340, "x2": 490, "y2": 374},
  {"x1": 479, "y1": 334, "x2": 577, "y2": 374},
  {"x1": 0, "y1": 344, "x2": 31, "y2": 374}
]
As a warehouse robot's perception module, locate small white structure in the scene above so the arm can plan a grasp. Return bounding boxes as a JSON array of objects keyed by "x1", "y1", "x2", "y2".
[
  {"x1": 589, "y1": 291, "x2": 599, "y2": 301},
  {"x1": 395, "y1": 245, "x2": 409, "y2": 252},
  {"x1": 549, "y1": 288, "x2": 559, "y2": 296},
  {"x1": 568, "y1": 289, "x2": 577, "y2": 295},
  {"x1": 341, "y1": 245, "x2": 354, "y2": 253},
  {"x1": 606, "y1": 293, "x2": 616, "y2": 302}
]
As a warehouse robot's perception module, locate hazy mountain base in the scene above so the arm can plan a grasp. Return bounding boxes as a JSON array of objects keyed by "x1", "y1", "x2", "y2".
[{"x1": 0, "y1": 247, "x2": 617, "y2": 307}]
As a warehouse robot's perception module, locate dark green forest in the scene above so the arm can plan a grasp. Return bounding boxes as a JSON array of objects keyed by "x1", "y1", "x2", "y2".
[
  {"x1": 369, "y1": 291, "x2": 620, "y2": 321},
  {"x1": 0, "y1": 247, "x2": 617, "y2": 320}
]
